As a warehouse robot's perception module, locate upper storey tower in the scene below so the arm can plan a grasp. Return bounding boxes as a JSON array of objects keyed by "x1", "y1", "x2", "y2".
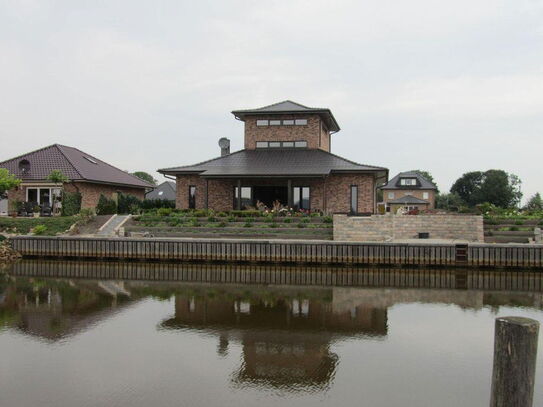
[{"x1": 232, "y1": 100, "x2": 340, "y2": 152}]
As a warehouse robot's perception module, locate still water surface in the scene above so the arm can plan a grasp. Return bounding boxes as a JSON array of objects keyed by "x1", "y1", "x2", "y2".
[{"x1": 1, "y1": 260, "x2": 542, "y2": 407}]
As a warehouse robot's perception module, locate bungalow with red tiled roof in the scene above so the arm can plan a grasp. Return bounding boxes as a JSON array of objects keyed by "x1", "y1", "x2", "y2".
[{"x1": 0, "y1": 144, "x2": 153, "y2": 215}]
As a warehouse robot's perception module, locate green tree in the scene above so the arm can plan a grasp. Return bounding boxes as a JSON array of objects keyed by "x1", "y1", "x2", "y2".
[
  {"x1": 46, "y1": 169, "x2": 69, "y2": 184},
  {"x1": 409, "y1": 170, "x2": 439, "y2": 192},
  {"x1": 450, "y1": 170, "x2": 522, "y2": 208},
  {"x1": 435, "y1": 192, "x2": 464, "y2": 211},
  {"x1": 524, "y1": 193, "x2": 543, "y2": 211},
  {"x1": 132, "y1": 171, "x2": 157, "y2": 185},
  {"x1": 0, "y1": 168, "x2": 21, "y2": 196}
]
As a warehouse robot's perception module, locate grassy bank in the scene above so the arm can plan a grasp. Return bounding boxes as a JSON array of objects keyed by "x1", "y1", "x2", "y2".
[{"x1": 0, "y1": 217, "x2": 77, "y2": 236}]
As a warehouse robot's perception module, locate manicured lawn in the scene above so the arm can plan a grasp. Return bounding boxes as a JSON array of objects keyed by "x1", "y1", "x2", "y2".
[{"x1": 0, "y1": 216, "x2": 77, "y2": 236}]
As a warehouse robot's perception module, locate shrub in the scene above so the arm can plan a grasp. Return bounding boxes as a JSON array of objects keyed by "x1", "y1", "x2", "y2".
[
  {"x1": 244, "y1": 222, "x2": 253, "y2": 228},
  {"x1": 283, "y1": 218, "x2": 292, "y2": 224},
  {"x1": 0, "y1": 234, "x2": 6, "y2": 242},
  {"x1": 301, "y1": 218, "x2": 310, "y2": 224},
  {"x1": 227, "y1": 216, "x2": 236, "y2": 222},
  {"x1": 33, "y1": 225, "x2": 47, "y2": 235},
  {"x1": 208, "y1": 216, "x2": 217, "y2": 222},
  {"x1": 96, "y1": 195, "x2": 117, "y2": 215},
  {"x1": 118, "y1": 194, "x2": 142, "y2": 214},
  {"x1": 140, "y1": 199, "x2": 175, "y2": 210},
  {"x1": 168, "y1": 218, "x2": 182, "y2": 227},
  {"x1": 268, "y1": 223, "x2": 278, "y2": 228},
  {"x1": 509, "y1": 226, "x2": 519, "y2": 231},
  {"x1": 297, "y1": 223, "x2": 305, "y2": 228},
  {"x1": 157, "y1": 208, "x2": 173, "y2": 217},
  {"x1": 218, "y1": 221, "x2": 227, "y2": 228},
  {"x1": 77, "y1": 208, "x2": 95, "y2": 225},
  {"x1": 515, "y1": 220, "x2": 525, "y2": 225},
  {"x1": 217, "y1": 212, "x2": 227, "y2": 217},
  {"x1": 323, "y1": 216, "x2": 333, "y2": 224},
  {"x1": 61, "y1": 191, "x2": 82, "y2": 216}
]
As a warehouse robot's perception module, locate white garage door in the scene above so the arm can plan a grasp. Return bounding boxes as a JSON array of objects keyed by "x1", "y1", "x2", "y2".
[{"x1": 0, "y1": 198, "x2": 7, "y2": 215}]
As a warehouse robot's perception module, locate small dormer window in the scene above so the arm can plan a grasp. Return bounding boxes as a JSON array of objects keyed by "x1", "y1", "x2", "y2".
[
  {"x1": 400, "y1": 178, "x2": 417, "y2": 186},
  {"x1": 18, "y1": 159, "x2": 30, "y2": 174}
]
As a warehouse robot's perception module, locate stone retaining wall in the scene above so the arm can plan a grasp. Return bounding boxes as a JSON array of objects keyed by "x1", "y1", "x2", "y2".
[{"x1": 334, "y1": 214, "x2": 484, "y2": 242}]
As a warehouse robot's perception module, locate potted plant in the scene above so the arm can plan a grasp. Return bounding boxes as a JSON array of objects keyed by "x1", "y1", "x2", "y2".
[
  {"x1": 33, "y1": 205, "x2": 41, "y2": 218},
  {"x1": 8, "y1": 199, "x2": 21, "y2": 217}
]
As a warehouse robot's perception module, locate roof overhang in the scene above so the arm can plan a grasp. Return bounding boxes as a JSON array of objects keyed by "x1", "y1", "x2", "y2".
[{"x1": 232, "y1": 109, "x2": 340, "y2": 132}]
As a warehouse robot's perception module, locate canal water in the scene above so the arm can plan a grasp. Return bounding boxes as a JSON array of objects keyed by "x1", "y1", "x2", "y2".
[{"x1": 1, "y1": 260, "x2": 542, "y2": 407}]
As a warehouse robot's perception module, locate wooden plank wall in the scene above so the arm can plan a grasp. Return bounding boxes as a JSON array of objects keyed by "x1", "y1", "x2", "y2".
[{"x1": 9, "y1": 236, "x2": 543, "y2": 269}]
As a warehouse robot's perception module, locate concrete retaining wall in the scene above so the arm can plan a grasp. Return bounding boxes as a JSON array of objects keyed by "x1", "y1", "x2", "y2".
[{"x1": 334, "y1": 214, "x2": 484, "y2": 242}]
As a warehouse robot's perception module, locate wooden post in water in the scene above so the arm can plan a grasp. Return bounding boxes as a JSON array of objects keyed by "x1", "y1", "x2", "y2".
[{"x1": 490, "y1": 316, "x2": 539, "y2": 407}]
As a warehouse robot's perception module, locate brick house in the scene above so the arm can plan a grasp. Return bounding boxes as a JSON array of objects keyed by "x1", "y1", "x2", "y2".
[
  {"x1": 159, "y1": 101, "x2": 388, "y2": 214},
  {"x1": 380, "y1": 171, "x2": 437, "y2": 213},
  {"x1": 0, "y1": 144, "x2": 153, "y2": 213}
]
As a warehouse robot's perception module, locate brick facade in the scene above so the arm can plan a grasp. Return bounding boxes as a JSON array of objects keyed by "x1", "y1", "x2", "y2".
[
  {"x1": 65, "y1": 182, "x2": 145, "y2": 209},
  {"x1": 176, "y1": 173, "x2": 375, "y2": 213},
  {"x1": 334, "y1": 214, "x2": 484, "y2": 242},
  {"x1": 244, "y1": 114, "x2": 331, "y2": 151},
  {"x1": 6, "y1": 182, "x2": 145, "y2": 211}
]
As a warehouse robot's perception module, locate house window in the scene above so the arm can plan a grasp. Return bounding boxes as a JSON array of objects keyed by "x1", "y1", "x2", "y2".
[
  {"x1": 293, "y1": 186, "x2": 310, "y2": 210},
  {"x1": 18, "y1": 159, "x2": 30, "y2": 174},
  {"x1": 295, "y1": 119, "x2": 308, "y2": 125},
  {"x1": 254, "y1": 141, "x2": 307, "y2": 148},
  {"x1": 423, "y1": 192, "x2": 429, "y2": 200},
  {"x1": 294, "y1": 141, "x2": 307, "y2": 148},
  {"x1": 26, "y1": 188, "x2": 53, "y2": 205},
  {"x1": 269, "y1": 120, "x2": 281, "y2": 126},
  {"x1": 282, "y1": 141, "x2": 294, "y2": 148},
  {"x1": 388, "y1": 192, "x2": 395, "y2": 199},
  {"x1": 350, "y1": 185, "x2": 358, "y2": 213},
  {"x1": 256, "y1": 120, "x2": 269, "y2": 126},
  {"x1": 234, "y1": 186, "x2": 252, "y2": 209},
  {"x1": 269, "y1": 141, "x2": 281, "y2": 148},
  {"x1": 283, "y1": 119, "x2": 294, "y2": 125},
  {"x1": 256, "y1": 141, "x2": 268, "y2": 148},
  {"x1": 400, "y1": 178, "x2": 417, "y2": 186},
  {"x1": 188, "y1": 186, "x2": 196, "y2": 209}
]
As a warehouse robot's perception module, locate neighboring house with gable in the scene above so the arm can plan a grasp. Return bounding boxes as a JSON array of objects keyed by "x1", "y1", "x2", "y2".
[
  {"x1": 0, "y1": 144, "x2": 153, "y2": 213},
  {"x1": 159, "y1": 100, "x2": 388, "y2": 214},
  {"x1": 145, "y1": 181, "x2": 176, "y2": 202},
  {"x1": 380, "y1": 171, "x2": 437, "y2": 213}
]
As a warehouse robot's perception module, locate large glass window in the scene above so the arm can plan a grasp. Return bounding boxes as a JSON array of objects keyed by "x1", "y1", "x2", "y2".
[
  {"x1": 293, "y1": 187, "x2": 310, "y2": 210},
  {"x1": 234, "y1": 186, "x2": 252, "y2": 209},
  {"x1": 27, "y1": 188, "x2": 53, "y2": 205},
  {"x1": 188, "y1": 186, "x2": 196, "y2": 209},
  {"x1": 350, "y1": 185, "x2": 358, "y2": 213}
]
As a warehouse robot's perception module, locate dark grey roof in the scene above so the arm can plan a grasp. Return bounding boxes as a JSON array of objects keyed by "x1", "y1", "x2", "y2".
[
  {"x1": 388, "y1": 195, "x2": 430, "y2": 204},
  {"x1": 159, "y1": 149, "x2": 387, "y2": 178},
  {"x1": 145, "y1": 181, "x2": 176, "y2": 200},
  {"x1": 0, "y1": 144, "x2": 153, "y2": 189},
  {"x1": 381, "y1": 171, "x2": 437, "y2": 190},
  {"x1": 232, "y1": 100, "x2": 340, "y2": 132}
]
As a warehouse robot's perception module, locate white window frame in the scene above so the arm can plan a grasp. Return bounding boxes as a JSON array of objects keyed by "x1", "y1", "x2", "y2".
[
  {"x1": 256, "y1": 120, "x2": 269, "y2": 126},
  {"x1": 423, "y1": 192, "x2": 429, "y2": 200},
  {"x1": 295, "y1": 119, "x2": 308, "y2": 125},
  {"x1": 26, "y1": 187, "x2": 54, "y2": 205},
  {"x1": 388, "y1": 192, "x2": 395, "y2": 199}
]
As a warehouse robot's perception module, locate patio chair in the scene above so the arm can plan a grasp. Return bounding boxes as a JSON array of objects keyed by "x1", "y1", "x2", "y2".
[{"x1": 41, "y1": 204, "x2": 52, "y2": 217}]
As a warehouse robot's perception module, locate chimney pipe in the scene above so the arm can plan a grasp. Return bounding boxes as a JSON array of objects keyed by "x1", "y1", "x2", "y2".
[{"x1": 219, "y1": 138, "x2": 231, "y2": 156}]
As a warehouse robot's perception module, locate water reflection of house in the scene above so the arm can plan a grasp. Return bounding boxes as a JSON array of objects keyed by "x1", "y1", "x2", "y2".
[
  {"x1": 161, "y1": 293, "x2": 387, "y2": 390},
  {"x1": 1, "y1": 280, "x2": 134, "y2": 341}
]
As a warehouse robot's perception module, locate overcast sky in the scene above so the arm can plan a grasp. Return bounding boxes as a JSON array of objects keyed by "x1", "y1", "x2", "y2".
[{"x1": 1, "y1": 0, "x2": 542, "y2": 200}]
